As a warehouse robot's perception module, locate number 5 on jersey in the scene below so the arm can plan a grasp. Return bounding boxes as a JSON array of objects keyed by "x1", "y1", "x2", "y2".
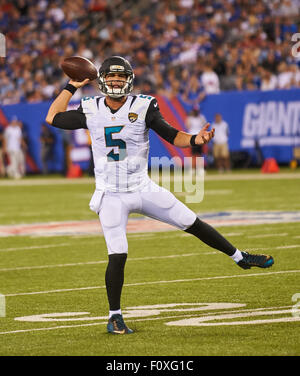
[{"x1": 104, "y1": 126, "x2": 127, "y2": 162}]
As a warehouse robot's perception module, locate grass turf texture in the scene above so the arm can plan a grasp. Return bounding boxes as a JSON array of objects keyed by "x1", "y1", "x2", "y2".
[{"x1": 0, "y1": 169, "x2": 299, "y2": 356}]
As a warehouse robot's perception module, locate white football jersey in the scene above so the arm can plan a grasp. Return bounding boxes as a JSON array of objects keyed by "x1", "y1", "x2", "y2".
[{"x1": 81, "y1": 94, "x2": 154, "y2": 192}]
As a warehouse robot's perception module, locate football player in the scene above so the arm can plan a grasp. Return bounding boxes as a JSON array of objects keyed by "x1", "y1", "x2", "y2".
[{"x1": 46, "y1": 56, "x2": 274, "y2": 335}]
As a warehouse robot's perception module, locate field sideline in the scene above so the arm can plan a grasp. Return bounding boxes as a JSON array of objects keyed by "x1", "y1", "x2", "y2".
[{"x1": 0, "y1": 169, "x2": 299, "y2": 356}]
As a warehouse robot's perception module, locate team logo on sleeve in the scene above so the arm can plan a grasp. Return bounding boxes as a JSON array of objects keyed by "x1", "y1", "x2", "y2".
[{"x1": 128, "y1": 112, "x2": 138, "y2": 123}]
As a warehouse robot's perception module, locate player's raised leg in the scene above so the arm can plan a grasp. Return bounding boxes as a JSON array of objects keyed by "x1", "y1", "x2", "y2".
[
  {"x1": 185, "y1": 218, "x2": 274, "y2": 269},
  {"x1": 140, "y1": 180, "x2": 274, "y2": 269}
]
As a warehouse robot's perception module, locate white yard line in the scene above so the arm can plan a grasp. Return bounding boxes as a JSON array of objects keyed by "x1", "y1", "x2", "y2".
[
  {"x1": 176, "y1": 190, "x2": 233, "y2": 197},
  {"x1": 0, "y1": 252, "x2": 216, "y2": 272},
  {"x1": 0, "y1": 172, "x2": 299, "y2": 188},
  {"x1": 5, "y1": 269, "x2": 300, "y2": 297},
  {"x1": 1, "y1": 242, "x2": 299, "y2": 273},
  {"x1": 1, "y1": 243, "x2": 298, "y2": 272},
  {"x1": 247, "y1": 245, "x2": 300, "y2": 251},
  {"x1": 187, "y1": 173, "x2": 300, "y2": 181},
  {"x1": 0, "y1": 243, "x2": 71, "y2": 252},
  {"x1": 247, "y1": 233, "x2": 288, "y2": 239},
  {"x1": 0, "y1": 323, "x2": 104, "y2": 335},
  {"x1": 222, "y1": 232, "x2": 243, "y2": 236},
  {"x1": 0, "y1": 177, "x2": 94, "y2": 186}
]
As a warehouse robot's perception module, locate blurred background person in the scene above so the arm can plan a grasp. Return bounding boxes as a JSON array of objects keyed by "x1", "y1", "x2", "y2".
[
  {"x1": 3, "y1": 116, "x2": 26, "y2": 179},
  {"x1": 86, "y1": 129, "x2": 94, "y2": 177},
  {"x1": 185, "y1": 106, "x2": 207, "y2": 169},
  {"x1": 200, "y1": 62, "x2": 221, "y2": 94},
  {"x1": 277, "y1": 62, "x2": 294, "y2": 89},
  {"x1": 260, "y1": 68, "x2": 278, "y2": 91},
  {"x1": 0, "y1": 126, "x2": 5, "y2": 177},
  {"x1": 212, "y1": 113, "x2": 230, "y2": 172},
  {"x1": 40, "y1": 123, "x2": 55, "y2": 174},
  {"x1": 59, "y1": 129, "x2": 73, "y2": 176}
]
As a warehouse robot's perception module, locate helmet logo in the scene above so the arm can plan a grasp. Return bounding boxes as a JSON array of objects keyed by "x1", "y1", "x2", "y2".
[
  {"x1": 110, "y1": 65, "x2": 125, "y2": 71},
  {"x1": 128, "y1": 112, "x2": 138, "y2": 123}
]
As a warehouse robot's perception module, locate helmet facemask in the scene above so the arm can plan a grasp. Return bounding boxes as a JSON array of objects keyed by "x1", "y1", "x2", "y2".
[
  {"x1": 98, "y1": 72, "x2": 134, "y2": 98},
  {"x1": 98, "y1": 56, "x2": 135, "y2": 98}
]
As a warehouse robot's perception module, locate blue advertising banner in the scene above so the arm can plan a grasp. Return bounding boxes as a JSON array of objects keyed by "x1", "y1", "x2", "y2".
[{"x1": 179, "y1": 88, "x2": 300, "y2": 163}]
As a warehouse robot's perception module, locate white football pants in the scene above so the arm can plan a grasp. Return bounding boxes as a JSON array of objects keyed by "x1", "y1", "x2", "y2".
[
  {"x1": 6, "y1": 150, "x2": 25, "y2": 179},
  {"x1": 96, "y1": 180, "x2": 197, "y2": 255}
]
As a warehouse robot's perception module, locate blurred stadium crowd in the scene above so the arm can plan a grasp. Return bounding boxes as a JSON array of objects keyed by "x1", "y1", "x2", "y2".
[{"x1": 0, "y1": 0, "x2": 300, "y2": 106}]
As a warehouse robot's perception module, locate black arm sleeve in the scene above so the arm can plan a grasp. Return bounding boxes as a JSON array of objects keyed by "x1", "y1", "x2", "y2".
[
  {"x1": 52, "y1": 107, "x2": 87, "y2": 130},
  {"x1": 145, "y1": 99, "x2": 179, "y2": 144}
]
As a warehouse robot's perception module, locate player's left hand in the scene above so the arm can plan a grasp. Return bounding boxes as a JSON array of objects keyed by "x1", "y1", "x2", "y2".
[{"x1": 195, "y1": 123, "x2": 215, "y2": 145}]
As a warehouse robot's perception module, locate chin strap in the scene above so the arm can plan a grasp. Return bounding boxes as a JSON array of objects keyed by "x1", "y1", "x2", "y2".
[{"x1": 99, "y1": 76, "x2": 133, "y2": 98}]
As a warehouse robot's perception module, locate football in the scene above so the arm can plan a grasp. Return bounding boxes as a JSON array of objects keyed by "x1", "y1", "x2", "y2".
[{"x1": 61, "y1": 56, "x2": 98, "y2": 81}]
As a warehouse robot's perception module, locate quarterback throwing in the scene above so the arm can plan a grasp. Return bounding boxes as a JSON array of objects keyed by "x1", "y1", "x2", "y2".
[{"x1": 46, "y1": 56, "x2": 274, "y2": 335}]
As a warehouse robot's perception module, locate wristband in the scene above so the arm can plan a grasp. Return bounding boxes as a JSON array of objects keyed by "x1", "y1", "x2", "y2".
[
  {"x1": 64, "y1": 84, "x2": 77, "y2": 95},
  {"x1": 190, "y1": 135, "x2": 197, "y2": 146}
]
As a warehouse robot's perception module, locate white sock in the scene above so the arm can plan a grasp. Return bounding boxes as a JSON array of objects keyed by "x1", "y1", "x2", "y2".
[
  {"x1": 230, "y1": 249, "x2": 243, "y2": 263},
  {"x1": 109, "y1": 309, "x2": 122, "y2": 318}
]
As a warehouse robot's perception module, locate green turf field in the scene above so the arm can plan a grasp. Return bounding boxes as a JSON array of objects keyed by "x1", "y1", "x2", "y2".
[{"x1": 0, "y1": 169, "x2": 300, "y2": 356}]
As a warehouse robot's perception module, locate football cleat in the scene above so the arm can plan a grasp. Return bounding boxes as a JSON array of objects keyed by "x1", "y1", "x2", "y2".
[
  {"x1": 237, "y1": 251, "x2": 274, "y2": 270},
  {"x1": 107, "y1": 314, "x2": 133, "y2": 335}
]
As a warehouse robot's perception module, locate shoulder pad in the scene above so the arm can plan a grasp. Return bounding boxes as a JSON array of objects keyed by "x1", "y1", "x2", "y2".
[
  {"x1": 130, "y1": 95, "x2": 155, "y2": 121},
  {"x1": 80, "y1": 96, "x2": 101, "y2": 117},
  {"x1": 137, "y1": 94, "x2": 155, "y2": 101}
]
